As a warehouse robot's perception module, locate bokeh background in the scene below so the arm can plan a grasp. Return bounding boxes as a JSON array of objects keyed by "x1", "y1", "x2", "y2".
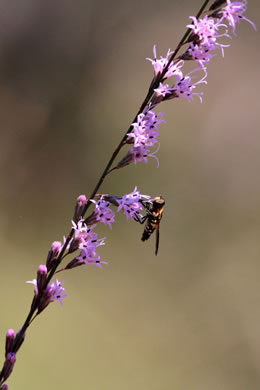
[{"x1": 0, "y1": 1, "x2": 259, "y2": 389}]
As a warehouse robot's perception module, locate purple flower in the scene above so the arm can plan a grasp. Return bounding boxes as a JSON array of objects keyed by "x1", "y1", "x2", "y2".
[
  {"x1": 77, "y1": 238, "x2": 106, "y2": 267},
  {"x1": 172, "y1": 66, "x2": 207, "y2": 103},
  {"x1": 128, "y1": 145, "x2": 149, "y2": 165},
  {"x1": 47, "y1": 280, "x2": 67, "y2": 306},
  {"x1": 146, "y1": 45, "x2": 173, "y2": 77},
  {"x1": 154, "y1": 82, "x2": 175, "y2": 98},
  {"x1": 70, "y1": 219, "x2": 94, "y2": 252},
  {"x1": 127, "y1": 110, "x2": 164, "y2": 148},
  {"x1": 185, "y1": 41, "x2": 218, "y2": 65},
  {"x1": 38, "y1": 280, "x2": 67, "y2": 311},
  {"x1": 72, "y1": 218, "x2": 88, "y2": 234},
  {"x1": 187, "y1": 15, "x2": 229, "y2": 45},
  {"x1": 77, "y1": 245, "x2": 108, "y2": 268},
  {"x1": 187, "y1": 15, "x2": 230, "y2": 58},
  {"x1": 27, "y1": 277, "x2": 67, "y2": 312},
  {"x1": 90, "y1": 197, "x2": 115, "y2": 229},
  {"x1": 117, "y1": 187, "x2": 150, "y2": 221},
  {"x1": 73, "y1": 220, "x2": 106, "y2": 268},
  {"x1": 147, "y1": 45, "x2": 183, "y2": 80},
  {"x1": 221, "y1": 0, "x2": 256, "y2": 33}
]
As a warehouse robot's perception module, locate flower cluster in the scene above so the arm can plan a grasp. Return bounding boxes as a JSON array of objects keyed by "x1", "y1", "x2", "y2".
[
  {"x1": 125, "y1": 110, "x2": 165, "y2": 165},
  {"x1": 150, "y1": 0, "x2": 256, "y2": 109},
  {"x1": 115, "y1": 1, "x2": 256, "y2": 172}
]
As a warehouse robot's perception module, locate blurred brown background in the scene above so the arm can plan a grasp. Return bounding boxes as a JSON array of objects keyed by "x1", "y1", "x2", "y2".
[{"x1": 0, "y1": 0, "x2": 259, "y2": 389}]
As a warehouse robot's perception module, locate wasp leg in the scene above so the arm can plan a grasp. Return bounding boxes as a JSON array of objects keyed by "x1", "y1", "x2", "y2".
[{"x1": 134, "y1": 214, "x2": 148, "y2": 224}]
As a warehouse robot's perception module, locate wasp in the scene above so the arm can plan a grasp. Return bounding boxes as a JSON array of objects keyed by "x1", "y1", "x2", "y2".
[{"x1": 135, "y1": 196, "x2": 165, "y2": 255}]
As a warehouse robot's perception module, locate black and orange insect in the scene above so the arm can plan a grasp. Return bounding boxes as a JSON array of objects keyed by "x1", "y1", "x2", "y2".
[{"x1": 136, "y1": 196, "x2": 165, "y2": 255}]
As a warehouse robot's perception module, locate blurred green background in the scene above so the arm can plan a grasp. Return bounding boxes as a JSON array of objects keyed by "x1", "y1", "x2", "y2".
[{"x1": 0, "y1": 0, "x2": 259, "y2": 389}]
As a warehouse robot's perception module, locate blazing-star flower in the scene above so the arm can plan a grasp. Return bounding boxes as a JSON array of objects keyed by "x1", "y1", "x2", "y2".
[
  {"x1": 69, "y1": 219, "x2": 91, "y2": 252},
  {"x1": 147, "y1": 46, "x2": 183, "y2": 80},
  {"x1": 128, "y1": 145, "x2": 149, "y2": 165},
  {"x1": 220, "y1": 0, "x2": 257, "y2": 33},
  {"x1": 90, "y1": 197, "x2": 115, "y2": 229},
  {"x1": 172, "y1": 67, "x2": 208, "y2": 103},
  {"x1": 154, "y1": 82, "x2": 175, "y2": 98},
  {"x1": 184, "y1": 41, "x2": 218, "y2": 65},
  {"x1": 117, "y1": 187, "x2": 150, "y2": 221},
  {"x1": 46, "y1": 280, "x2": 67, "y2": 306},
  {"x1": 127, "y1": 110, "x2": 164, "y2": 148},
  {"x1": 187, "y1": 15, "x2": 229, "y2": 46},
  {"x1": 72, "y1": 219, "x2": 104, "y2": 250},
  {"x1": 72, "y1": 218, "x2": 106, "y2": 267},
  {"x1": 38, "y1": 280, "x2": 67, "y2": 311},
  {"x1": 76, "y1": 245, "x2": 108, "y2": 268},
  {"x1": 27, "y1": 278, "x2": 67, "y2": 310}
]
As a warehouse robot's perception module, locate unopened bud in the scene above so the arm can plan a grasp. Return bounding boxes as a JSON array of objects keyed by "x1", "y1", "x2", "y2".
[
  {"x1": 5, "y1": 329, "x2": 15, "y2": 357},
  {"x1": 36, "y1": 265, "x2": 47, "y2": 293},
  {"x1": 1, "y1": 352, "x2": 16, "y2": 381},
  {"x1": 46, "y1": 241, "x2": 62, "y2": 270},
  {"x1": 73, "y1": 195, "x2": 87, "y2": 221}
]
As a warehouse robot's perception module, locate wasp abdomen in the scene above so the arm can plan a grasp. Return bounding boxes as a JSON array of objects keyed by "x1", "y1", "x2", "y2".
[{"x1": 141, "y1": 221, "x2": 156, "y2": 241}]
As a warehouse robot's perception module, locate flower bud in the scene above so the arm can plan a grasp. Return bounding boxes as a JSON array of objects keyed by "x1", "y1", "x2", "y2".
[
  {"x1": 46, "y1": 241, "x2": 62, "y2": 270},
  {"x1": 1, "y1": 353, "x2": 16, "y2": 382},
  {"x1": 5, "y1": 329, "x2": 15, "y2": 357},
  {"x1": 36, "y1": 265, "x2": 47, "y2": 293},
  {"x1": 73, "y1": 195, "x2": 87, "y2": 222},
  {"x1": 0, "y1": 384, "x2": 8, "y2": 390}
]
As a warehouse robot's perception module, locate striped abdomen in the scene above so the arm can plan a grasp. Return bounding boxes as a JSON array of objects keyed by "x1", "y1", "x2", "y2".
[{"x1": 141, "y1": 218, "x2": 157, "y2": 241}]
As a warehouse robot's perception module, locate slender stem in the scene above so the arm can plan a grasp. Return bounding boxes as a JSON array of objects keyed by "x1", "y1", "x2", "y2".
[{"x1": 8, "y1": 0, "x2": 211, "y2": 365}]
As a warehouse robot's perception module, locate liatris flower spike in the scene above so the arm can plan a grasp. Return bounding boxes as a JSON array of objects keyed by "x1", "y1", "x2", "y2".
[{"x1": 0, "y1": 1, "x2": 256, "y2": 388}]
